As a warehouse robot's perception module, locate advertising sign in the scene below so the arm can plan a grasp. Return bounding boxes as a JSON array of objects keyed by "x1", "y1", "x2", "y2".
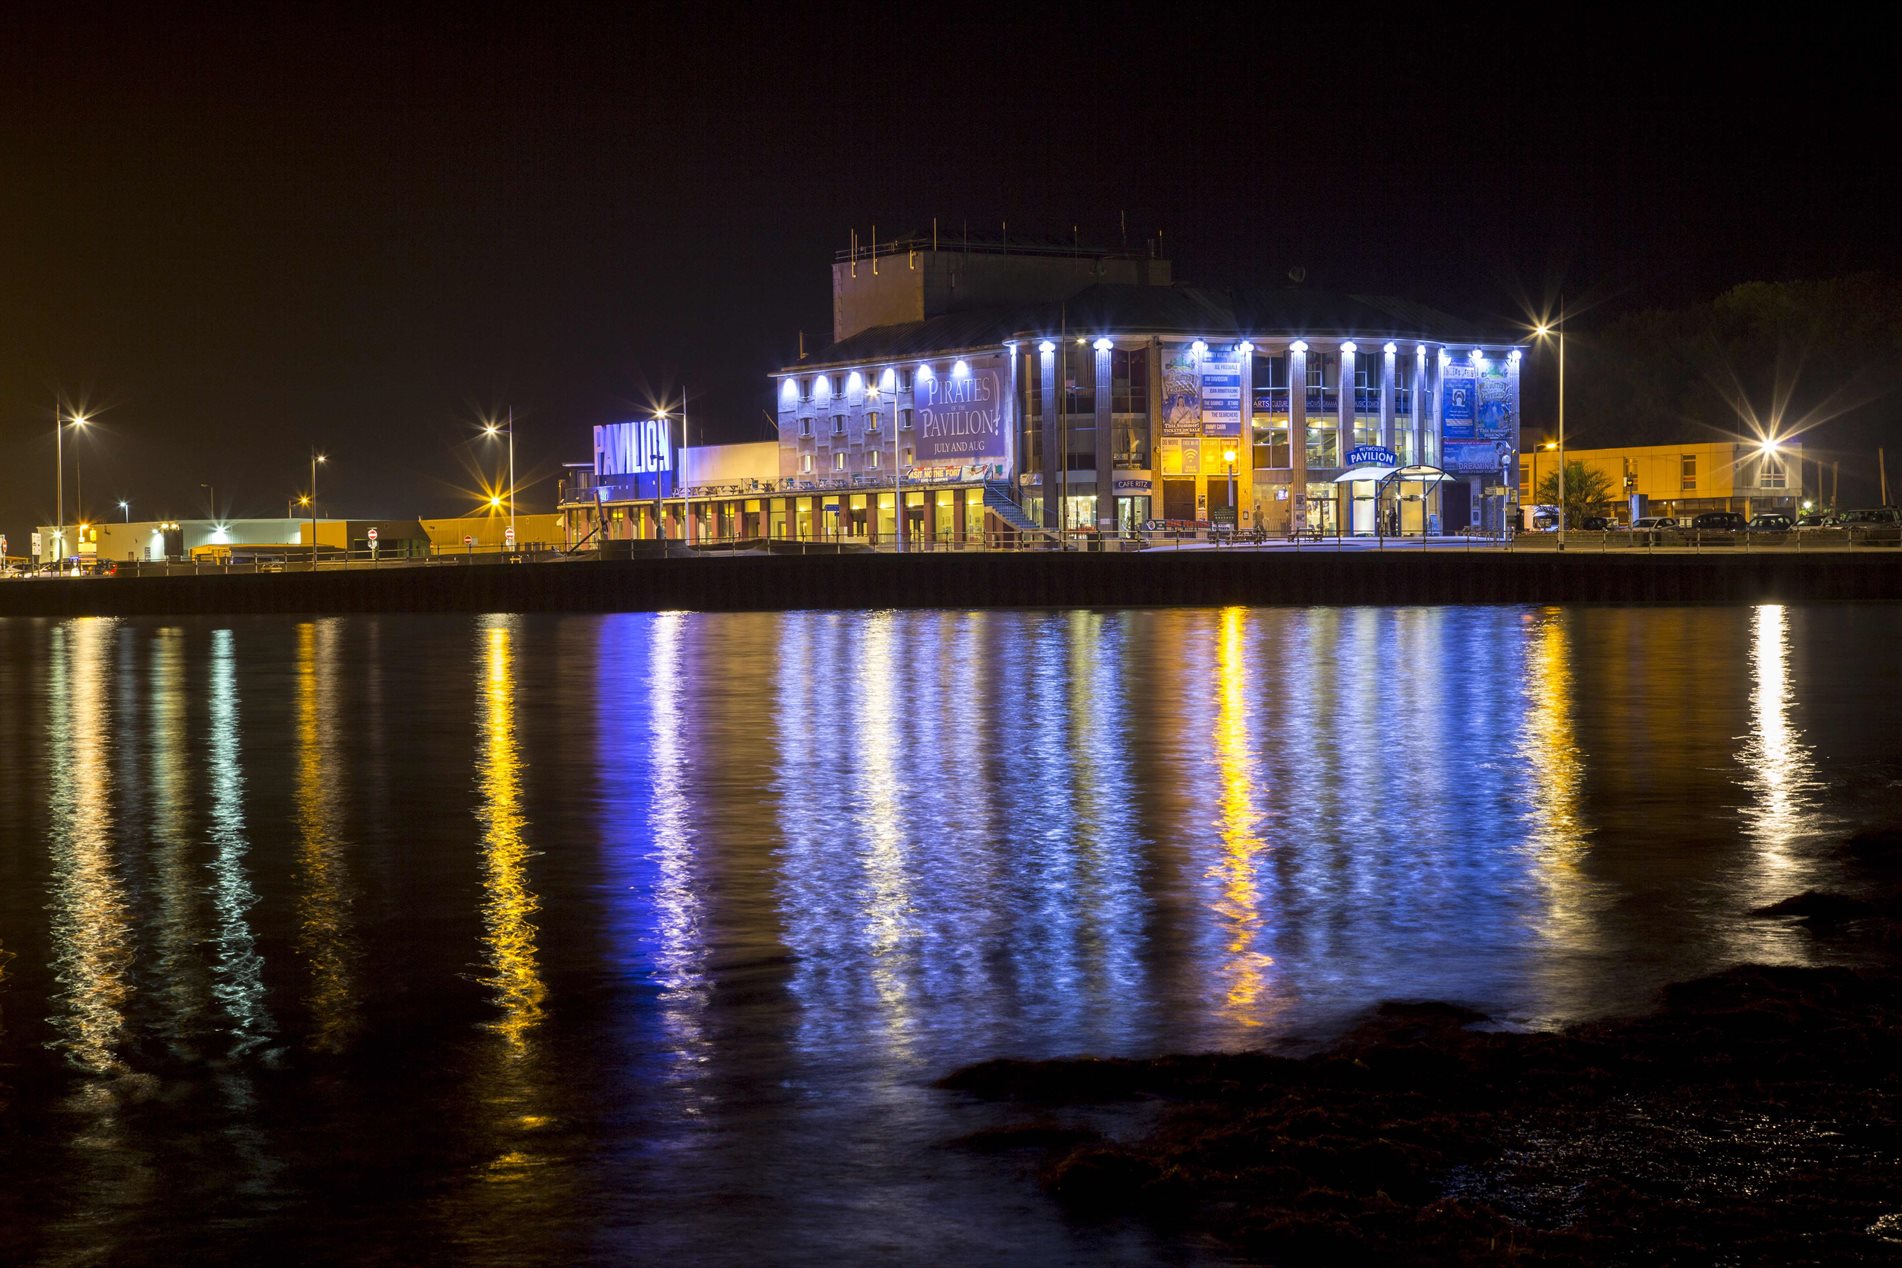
[
  {"x1": 1198, "y1": 352, "x2": 1242, "y2": 437},
  {"x1": 1161, "y1": 346, "x2": 1199, "y2": 437},
  {"x1": 594, "y1": 416, "x2": 678, "y2": 499},
  {"x1": 1440, "y1": 364, "x2": 1478, "y2": 438},
  {"x1": 31, "y1": 531, "x2": 42, "y2": 558},
  {"x1": 914, "y1": 356, "x2": 1008, "y2": 464}
]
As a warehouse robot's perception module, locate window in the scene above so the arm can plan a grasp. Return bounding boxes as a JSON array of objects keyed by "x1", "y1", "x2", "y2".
[
  {"x1": 800, "y1": 418, "x2": 812, "y2": 437},
  {"x1": 902, "y1": 446, "x2": 913, "y2": 465},
  {"x1": 1520, "y1": 460, "x2": 1532, "y2": 498},
  {"x1": 1064, "y1": 352, "x2": 1096, "y2": 416},
  {"x1": 832, "y1": 414, "x2": 846, "y2": 435},
  {"x1": 1761, "y1": 458, "x2": 1786, "y2": 488},
  {"x1": 897, "y1": 368, "x2": 912, "y2": 392},
  {"x1": 801, "y1": 452, "x2": 813, "y2": 473},
  {"x1": 868, "y1": 449, "x2": 881, "y2": 469},
  {"x1": 866, "y1": 411, "x2": 880, "y2": 431},
  {"x1": 834, "y1": 451, "x2": 847, "y2": 471},
  {"x1": 1111, "y1": 348, "x2": 1148, "y2": 413},
  {"x1": 899, "y1": 407, "x2": 914, "y2": 431},
  {"x1": 1681, "y1": 454, "x2": 1697, "y2": 491}
]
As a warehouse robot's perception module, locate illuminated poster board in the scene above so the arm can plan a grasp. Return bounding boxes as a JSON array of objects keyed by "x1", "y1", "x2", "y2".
[
  {"x1": 1198, "y1": 350, "x2": 1242, "y2": 437},
  {"x1": 1441, "y1": 362, "x2": 1507, "y2": 474},
  {"x1": 594, "y1": 417, "x2": 677, "y2": 499},
  {"x1": 914, "y1": 355, "x2": 1009, "y2": 464},
  {"x1": 1161, "y1": 346, "x2": 1199, "y2": 438}
]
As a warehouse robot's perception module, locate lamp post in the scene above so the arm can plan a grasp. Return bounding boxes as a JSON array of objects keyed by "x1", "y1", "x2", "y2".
[
  {"x1": 483, "y1": 409, "x2": 516, "y2": 546},
  {"x1": 310, "y1": 450, "x2": 326, "y2": 568},
  {"x1": 1534, "y1": 313, "x2": 1565, "y2": 550},
  {"x1": 54, "y1": 406, "x2": 89, "y2": 569},
  {"x1": 118, "y1": 499, "x2": 130, "y2": 523},
  {"x1": 1223, "y1": 447, "x2": 1237, "y2": 535}
]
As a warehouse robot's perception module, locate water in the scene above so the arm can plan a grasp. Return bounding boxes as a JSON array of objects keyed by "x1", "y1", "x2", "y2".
[{"x1": 1, "y1": 605, "x2": 1897, "y2": 1264}]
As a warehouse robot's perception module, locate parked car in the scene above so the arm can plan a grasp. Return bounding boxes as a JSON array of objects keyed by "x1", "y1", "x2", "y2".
[
  {"x1": 1794, "y1": 513, "x2": 1838, "y2": 530},
  {"x1": 1632, "y1": 516, "x2": 1680, "y2": 532},
  {"x1": 1838, "y1": 508, "x2": 1902, "y2": 526},
  {"x1": 1747, "y1": 513, "x2": 1795, "y2": 532},
  {"x1": 1577, "y1": 515, "x2": 1612, "y2": 532},
  {"x1": 1690, "y1": 511, "x2": 1749, "y2": 532}
]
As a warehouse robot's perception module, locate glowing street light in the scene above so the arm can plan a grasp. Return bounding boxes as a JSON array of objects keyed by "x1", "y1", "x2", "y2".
[
  {"x1": 1533, "y1": 315, "x2": 1567, "y2": 550},
  {"x1": 54, "y1": 405, "x2": 89, "y2": 569},
  {"x1": 1223, "y1": 446, "x2": 1238, "y2": 533},
  {"x1": 484, "y1": 409, "x2": 516, "y2": 546},
  {"x1": 310, "y1": 450, "x2": 327, "y2": 568}
]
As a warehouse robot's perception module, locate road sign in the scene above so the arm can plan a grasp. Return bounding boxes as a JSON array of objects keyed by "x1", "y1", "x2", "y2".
[
  {"x1": 464, "y1": 535, "x2": 474, "y2": 547},
  {"x1": 367, "y1": 527, "x2": 379, "y2": 542},
  {"x1": 1, "y1": 533, "x2": 8, "y2": 556},
  {"x1": 504, "y1": 526, "x2": 516, "y2": 545}
]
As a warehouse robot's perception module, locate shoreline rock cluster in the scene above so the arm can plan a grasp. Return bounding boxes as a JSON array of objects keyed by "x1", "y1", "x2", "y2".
[{"x1": 941, "y1": 831, "x2": 1902, "y2": 1263}]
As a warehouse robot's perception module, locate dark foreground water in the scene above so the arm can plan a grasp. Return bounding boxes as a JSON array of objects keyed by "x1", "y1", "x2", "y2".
[{"x1": 1, "y1": 605, "x2": 1897, "y2": 1265}]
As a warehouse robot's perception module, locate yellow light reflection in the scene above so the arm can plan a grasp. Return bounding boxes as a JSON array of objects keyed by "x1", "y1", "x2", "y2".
[
  {"x1": 296, "y1": 621, "x2": 360, "y2": 1053},
  {"x1": 47, "y1": 619, "x2": 133, "y2": 1077},
  {"x1": 1520, "y1": 608, "x2": 1591, "y2": 946},
  {"x1": 476, "y1": 618, "x2": 546, "y2": 1053},
  {"x1": 1212, "y1": 606, "x2": 1276, "y2": 1026}
]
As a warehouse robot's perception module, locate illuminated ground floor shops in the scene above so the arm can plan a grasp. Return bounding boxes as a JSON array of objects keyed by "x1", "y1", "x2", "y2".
[{"x1": 562, "y1": 480, "x2": 999, "y2": 547}]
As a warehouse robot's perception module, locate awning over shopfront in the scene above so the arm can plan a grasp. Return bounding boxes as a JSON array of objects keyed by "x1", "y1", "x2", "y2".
[{"x1": 1333, "y1": 463, "x2": 1452, "y2": 484}]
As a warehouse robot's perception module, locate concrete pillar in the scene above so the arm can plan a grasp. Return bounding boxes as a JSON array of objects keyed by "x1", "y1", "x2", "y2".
[
  {"x1": 1412, "y1": 344, "x2": 1427, "y2": 468},
  {"x1": 1289, "y1": 342, "x2": 1309, "y2": 532},
  {"x1": 1339, "y1": 344, "x2": 1356, "y2": 533},
  {"x1": 1379, "y1": 343, "x2": 1396, "y2": 451},
  {"x1": 1237, "y1": 345, "x2": 1253, "y2": 528},
  {"x1": 1095, "y1": 339, "x2": 1114, "y2": 534},
  {"x1": 1040, "y1": 343, "x2": 1059, "y2": 530}
]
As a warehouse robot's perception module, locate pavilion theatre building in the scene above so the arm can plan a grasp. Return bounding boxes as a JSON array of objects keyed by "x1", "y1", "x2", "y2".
[{"x1": 563, "y1": 235, "x2": 1528, "y2": 546}]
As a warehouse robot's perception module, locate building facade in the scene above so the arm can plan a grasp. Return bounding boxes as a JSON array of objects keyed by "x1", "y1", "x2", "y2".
[
  {"x1": 560, "y1": 234, "x2": 1528, "y2": 545},
  {"x1": 1523, "y1": 441, "x2": 1806, "y2": 523}
]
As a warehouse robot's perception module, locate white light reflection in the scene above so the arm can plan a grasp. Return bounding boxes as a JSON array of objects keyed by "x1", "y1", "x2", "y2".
[
  {"x1": 650, "y1": 611, "x2": 709, "y2": 1072},
  {"x1": 149, "y1": 627, "x2": 211, "y2": 1055},
  {"x1": 1737, "y1": 604, "x2": 1825, "y2": 909},
  {"x1": 854, "y1": 612, "x2": 919, "y2": 1057},
  {"x1": 208, "y1": 628, "x2": 273, "y2": 1055}
]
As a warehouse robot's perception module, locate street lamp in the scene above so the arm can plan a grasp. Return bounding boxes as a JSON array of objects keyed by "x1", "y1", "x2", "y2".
[
  {"x1": 1533, "y1": 315, "x2": 1566, "y2": 550},
  {"x1": 484, "y1": 409, "x2": 515, "y2": 547},
  {"x1": 310, "y1": 450, "x2": 326, "y2": 568},
  {"x1": 118, "y1": 499, "x2": 130, "y2": 523},
  {"x1": 54, "y1": 406, "x2": 89, "y2": 569},
  {"x1": 1223, "y1": 447, "x2": 1237, "y2": 532}
]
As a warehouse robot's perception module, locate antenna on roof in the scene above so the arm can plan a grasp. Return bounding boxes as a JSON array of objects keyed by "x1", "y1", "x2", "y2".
[
  {"x1": 1002, "y1": 220, "x2": 1007, "y2": 255},
  {"x1": 933, "y1": 217, "x2": 938, "y2": 250},
  {"x1": 1120, "y1": 209, "x2": 1127, "y2": 250},
  {"x1": 872, "y1": 224, "x2": 878, "y2": 276},
  {"x1": 798, "y1": 331, "x2": 806, "y2": 361}
]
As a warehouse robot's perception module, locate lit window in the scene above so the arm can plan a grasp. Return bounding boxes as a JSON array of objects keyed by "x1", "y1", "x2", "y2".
[
  {"x1": 1681, "y1": 455, "x2": 1697, "y2": 491},
  {"x1": 801, "y1": 452, "x2": 813, "y2": 473},
  {"x1": 867, "y1": 411, "x2": 880, "y2": 431},
  {"x1": 834, "y1": 451, "x2": 847, "y2": 470},
  {"x1": 868, "y1": 449, "x2": 881, "y2": 469}
]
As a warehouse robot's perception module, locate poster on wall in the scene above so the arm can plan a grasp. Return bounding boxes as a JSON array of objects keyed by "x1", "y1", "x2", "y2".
[
  {"x1": 1197, "y1": 351, "x2": 1242, "y2": 437},
  {"x1": 1440, "y1": 362, "x2": 1505, "y2": 473},
  {"x1": 1161, "y1": 346, "x2": 1199, "y2": 438},
  {"x1": 914, "y1": 355, "x2": 1008, "y2": 464}
]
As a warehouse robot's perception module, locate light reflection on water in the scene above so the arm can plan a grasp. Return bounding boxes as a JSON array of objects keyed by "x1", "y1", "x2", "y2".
[{"x1": 2, "y1": 604, "x2": 1897, "y2": 1265}]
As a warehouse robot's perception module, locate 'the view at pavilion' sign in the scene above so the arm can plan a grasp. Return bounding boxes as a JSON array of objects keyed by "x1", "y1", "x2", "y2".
[{"x1": 914, "y1": 356, "x2": 1007, "y2": 463}]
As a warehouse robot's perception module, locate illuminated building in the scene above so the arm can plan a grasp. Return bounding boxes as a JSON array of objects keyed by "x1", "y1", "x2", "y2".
[
  {"x1": 1521, "y1": 440, "x2": 1807, "y2": 523},
  {"x1": 560, "y1": 232, "x2": 1528, "y2": 543}
]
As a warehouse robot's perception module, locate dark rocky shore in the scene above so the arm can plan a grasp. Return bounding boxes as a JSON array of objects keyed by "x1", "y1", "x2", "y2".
[{"x1": 941, "y1": 832, "x2": 1902, "y2": 1264}]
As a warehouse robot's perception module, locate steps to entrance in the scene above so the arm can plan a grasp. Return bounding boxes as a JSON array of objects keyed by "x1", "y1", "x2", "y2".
[{"x1": 983, "y1": 481, "x2": 1048, "y2": 538}]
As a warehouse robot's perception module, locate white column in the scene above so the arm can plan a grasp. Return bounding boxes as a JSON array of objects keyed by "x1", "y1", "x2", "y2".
[{"x1": 1289, "y1": 341, "x2": 1309, "y2": 532}]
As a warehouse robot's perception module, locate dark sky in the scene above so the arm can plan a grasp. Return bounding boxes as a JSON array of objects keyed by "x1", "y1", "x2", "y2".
[{"x1": 4, "y1": 5, "x2": 1894, "y2": 541}]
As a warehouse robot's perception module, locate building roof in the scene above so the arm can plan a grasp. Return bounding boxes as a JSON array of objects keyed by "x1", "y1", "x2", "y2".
[{"x1": 782, "y1": 285, "x2": 1520, "y2": 373}]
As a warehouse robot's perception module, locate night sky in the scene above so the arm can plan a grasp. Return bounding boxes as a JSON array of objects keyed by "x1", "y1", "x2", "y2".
[{"x1": 4, "y1": 7, "x2": 1893, "y2": 542}]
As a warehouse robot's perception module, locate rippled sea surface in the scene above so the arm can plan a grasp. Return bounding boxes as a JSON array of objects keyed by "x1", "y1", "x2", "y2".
[{"x1": 2, "y1": 606, "x2": 1898, "y2": 1264}]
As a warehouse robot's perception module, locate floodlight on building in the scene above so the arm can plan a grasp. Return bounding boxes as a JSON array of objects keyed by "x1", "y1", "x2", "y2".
[
  {"x1": 917, "y1": 363, "x2": 935, "y2": 380},
  {"x1": 1037, "y1": 341, "x2": 1055, "y2": 354},
  {"x1": 1383, "y1": 341, "x2": 1397, "y2": 355},
  {"x1": 951, "y1": 359, "x2": 970, "y2": 378},
  {"x1": 1341, "y1": 341, "x2": 1357, "y2": 354},
  {"x1": 1470, "y1": 348, "x2": 1484, "y2": 362},
  {"x1": 1758, "y1": 437, "x2": 1782, "y2": 457},
  {"x1": 1237, "y1": 341, "x2": 1254, "y2": 354},
  {"x1": 1290, "y1": 340, "x2": 1309, "y2": 354},
  {"x1": 1190, "y1": 340, "x2": 1208, "y2": 357},
  {"x1": 1092, "y1": 337, "x2": 1113, "y2": 352}
]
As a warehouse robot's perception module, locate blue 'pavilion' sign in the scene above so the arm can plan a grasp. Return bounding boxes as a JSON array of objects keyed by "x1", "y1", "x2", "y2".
[{"x1": 1345, "y1": 444, "x2": 1397, "y2": 468}]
